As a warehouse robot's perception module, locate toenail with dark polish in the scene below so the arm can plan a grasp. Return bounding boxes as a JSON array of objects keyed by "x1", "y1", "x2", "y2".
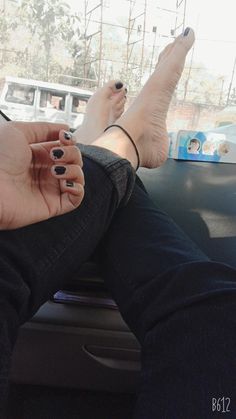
[
  {"x1": 125, "y1": 87, "x2": 128, "y2": 93},
  {"x1": 183, "y1": 27, "x2": 190, "y2": 37},
  {"x1": 115, "y1": 82, "x2": 123, "y2": 90},
  {"x1": 66, "y1": 181, "x2": 74, "y2": 187},
  {"x1": 64, "y1": 131, "x2": 72, "y2": 140},
  {"x1": 52, "y1": 149, "x2": 64, "y2": 159},
  {"x1": 54, "y1": 166, "x2": 66, "y2": 175}
]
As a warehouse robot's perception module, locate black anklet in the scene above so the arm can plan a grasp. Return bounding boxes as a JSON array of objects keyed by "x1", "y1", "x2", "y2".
[{"x1": 104, "y1": 124, "x2": 140, "y2": 170}]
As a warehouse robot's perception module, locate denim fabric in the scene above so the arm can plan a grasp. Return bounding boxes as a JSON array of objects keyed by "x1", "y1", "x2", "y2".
[
  {"x1": 0, "y1": 147, "x2": 135, "y2": 414},
  {"x1": 1, "y1": 148, "x2": 236, "y2": 418},
  {"x1": 77, "y1": 144, "x2": 135, "y2": 207},
  {"x1": 98, "y1": 177, "x2": 236, "y2": 419}
]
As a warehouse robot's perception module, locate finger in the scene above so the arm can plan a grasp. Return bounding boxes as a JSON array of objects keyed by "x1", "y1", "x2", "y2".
[
  {"x1": 51, "y1": 164, "x2": 85, "y2": 186},
  {"x1": 50, "y1": 145, "x2": 83, "y2": 167},
  {"x1": 60, "y1": 179, "x2": 85, "y2": 197},
  {"x1": 59, "y1": 129, "x2": 77, "y2": 146},
  {"x1": 60, "y1": 182, "x2": 85, "y2": 211},
  {"x1": 10, "y1": 122, "x2": 69, "y2": 144}
]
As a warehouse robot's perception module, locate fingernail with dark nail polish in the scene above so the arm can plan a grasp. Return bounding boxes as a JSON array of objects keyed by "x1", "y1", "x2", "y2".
[
  {"x1": 115, "y1": 82, "x2": 123, "y2": 90},
  {"x1": 64, "y1": 131, "x2": 72, "y2": 140},
  {"x1": 52, "y1": 149, "x2": 64, "y2": 159},
  {"x1": 54, "y1": 166, "x2": 66, "y2": 175},
  {"x1": 183, "y1": 27, "x2": 190, "y2": 37},
  {"x1": 66, "y1": 181, "x2": 74, "y2": 187}
]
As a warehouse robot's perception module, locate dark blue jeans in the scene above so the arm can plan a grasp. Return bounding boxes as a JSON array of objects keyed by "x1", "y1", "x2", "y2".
[
  {"x1": 99, "y1": 177, "x2": 236, "y2": 418},
  {"x1": 1, "y1": 146, "x2": 236, "y2": 418},
  {"x1": 0, "y1": 145, "x2": 135, "y2": 414}
]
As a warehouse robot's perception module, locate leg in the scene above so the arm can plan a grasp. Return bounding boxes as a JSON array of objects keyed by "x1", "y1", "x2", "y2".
[
  {"x1": 74, "y1": 80, "x2": 127, "y2": 143},
  {"x1": 98, "y1": 178, "x2": 236, "y2": 418},
  {"x1": 0, "y1": 28, "x2": 195, "y2": 414},
  {"x1": 0, "y1": 147, "x2": 135, "y2": 412}
]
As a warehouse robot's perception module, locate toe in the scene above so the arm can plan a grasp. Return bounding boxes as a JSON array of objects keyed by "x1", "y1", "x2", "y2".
[
  {"x1": 157, "y1": 28, "x2": 194, "y2": 68},
  {"x1": 99, "y1": 80, "x2": 125, "y2": 98},
  {"x1": 155, "y1": 28, "x2": 195, "y2": 81},
  {"x1": 116, "y1": 96, "x2": 126, "y2": 110},
  {"x1": 109, "y1": 80, "x2": 127, "y2": 95},
  {"x1": 114, "y1": 97, "x2": 126, "y2": 118},
  {"x1": 92, "y1": 80, "x2": 116, "y2": 100},
  {"x1": 157, "y1": 42, "x2": 175, "y2": 65},
  {"x1": 172, "y1": 28, "x2": 195, "y2": 58},
  {"x1": 111, "y1": 89, "x2": 126, "y2": 104}
]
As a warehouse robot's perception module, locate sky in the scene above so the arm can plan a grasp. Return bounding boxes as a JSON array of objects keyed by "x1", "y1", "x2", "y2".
[
  {"x1": 185, "y1": 0, "x2": 236, "y2": 75},
  {"x1": 69, "y1": 0, "x2": 236, "y2": 79}
]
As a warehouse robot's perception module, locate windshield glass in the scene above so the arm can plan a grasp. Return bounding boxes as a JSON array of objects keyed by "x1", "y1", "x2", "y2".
[{"x1": 0, "y1": 0, "x2": 235, "y2": 133}]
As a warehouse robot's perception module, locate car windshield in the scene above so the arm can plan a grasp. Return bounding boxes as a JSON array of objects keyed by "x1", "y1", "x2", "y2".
[{"x1": 0, "y1": 0, "x2": 235, "y2": 135}]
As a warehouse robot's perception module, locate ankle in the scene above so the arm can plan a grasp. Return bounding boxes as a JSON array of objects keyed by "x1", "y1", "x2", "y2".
[
  {"x1": 91, "y1": 128, "x2": 139, "y2": 170},
  {"x1": 104, "y1": 124, "x2": 140, "y2": 170}
]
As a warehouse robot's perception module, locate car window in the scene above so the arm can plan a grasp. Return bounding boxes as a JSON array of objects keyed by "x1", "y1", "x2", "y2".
[
  {"x1": 71, "y1": 96, "x2": 88, "y2": 113},
  {"x1": 40, "y1": 90, "x2": 66, "y2": 111},
  {"x1": 0, "y1": 0, "x2": 235, "y2": 132},
  {"x1": 5, "y1": 83, "x2": 35, "y2": 106}
]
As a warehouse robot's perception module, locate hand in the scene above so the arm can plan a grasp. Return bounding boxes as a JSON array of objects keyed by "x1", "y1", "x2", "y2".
[{"x1": 0, "y1": 121, "x2": 84, "y2": 230}]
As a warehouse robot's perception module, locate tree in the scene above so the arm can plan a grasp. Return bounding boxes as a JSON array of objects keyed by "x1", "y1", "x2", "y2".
[
  {"x1": 177, "y1": 65, "x2": 227, "y2": 106},
  {"x1": 20, "y1": 0, "x2": 81, "y2": 81},
  {"x1": 0, "y1": 11, "x2": 16, "y2": 65}
]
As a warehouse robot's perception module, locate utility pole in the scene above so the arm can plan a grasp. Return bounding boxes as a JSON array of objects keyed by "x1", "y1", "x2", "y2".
[
  {"x1": 81, "y1": 0, "x2": 188, "y2": 92},
  {"x1": 139, "y1": 0, "x2": 147, "y2": 84},
  {"x1": 173, "y1": 0, "x2": 187, "y2": 36},
  {"x1": 97, "y1": 0, "x2": 103, "y2": 87},
  {"x1": 83, "y1": 0, "x2": 103, "y2": 88},
  {"x1": 126, "y1": 0, "x2": 133, "y2": 77},
  {"x1": 126, "y1": 0, "x2": 147, "y2": 88},
  {"x1": 149, "y1": 26, "x2": 158, "y2": 75},
  {"x1": 126, "y1": 0, "x2": 139, "y2": 74},
  {"x1": 219, "y1": 77, "x2": 225, "y2": 106},
  {"x1": 83, "y1": 0, "x2": 88, "y2": 82},
  {"x1": 226, "y1": 56, "x2": 236, "y2": 106},
  {"x1": 184, "y1": 45, "x2": 194, "y2": 102}
]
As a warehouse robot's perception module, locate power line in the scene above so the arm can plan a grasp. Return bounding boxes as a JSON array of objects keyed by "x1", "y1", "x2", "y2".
[
  {"x1": 197, "y1": 38, "x2": 236, "y2": 44},
  {"x1": 81, "y1": 0, "x2": 187, "y2": 90}
]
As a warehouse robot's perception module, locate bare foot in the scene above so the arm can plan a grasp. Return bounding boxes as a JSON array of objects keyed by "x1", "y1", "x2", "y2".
[
  {"x1": 92, "y1": 28, "x2": 195, "y2": 169},
  {"x1": 74, "y1": 80, "x2": 127, "y2": 144}
]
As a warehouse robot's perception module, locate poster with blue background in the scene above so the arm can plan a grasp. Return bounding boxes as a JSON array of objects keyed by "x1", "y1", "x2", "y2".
[{"x1": 175, "y1": 130, "x2": 236, "y2": 163}]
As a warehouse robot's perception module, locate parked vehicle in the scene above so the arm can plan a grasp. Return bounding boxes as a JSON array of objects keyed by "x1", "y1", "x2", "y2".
[{"x1": 0, "y1": 76, "x2": 93, "y2": 128}]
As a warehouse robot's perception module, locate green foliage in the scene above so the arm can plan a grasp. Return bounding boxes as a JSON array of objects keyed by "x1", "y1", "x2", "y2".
[
  {"x1": 0, "y1": 11, "x2": 16, "y2": 45},
  {"x1": 178, "y1": 65, "x2": 227, "y2": 106},
  {"x1": 19, "y1": 0, "x2": 81, "y2": 80},
  {"x1": 0, "y1": 15, "x2": 11, "y2": 44}
]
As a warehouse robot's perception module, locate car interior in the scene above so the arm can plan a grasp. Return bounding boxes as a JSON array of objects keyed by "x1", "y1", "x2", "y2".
[
  {"x1": 7, "y1": 159, "x2": 236, "y2": 418},
  {"x1": 1, "y1": 0, "x2": 236, "y2": 418}
]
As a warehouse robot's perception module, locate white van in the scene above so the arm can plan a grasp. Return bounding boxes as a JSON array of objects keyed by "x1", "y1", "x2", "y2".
[{"x1": 0, "y1": 76, "x2": 93, "y2": 128}]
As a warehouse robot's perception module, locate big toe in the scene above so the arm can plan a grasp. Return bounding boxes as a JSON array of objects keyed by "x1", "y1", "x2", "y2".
[
  {"x1": 171, "y1": 28, "x2": 195, "y2": 60},
  {"x1": 157, "y1": 28, "x2": 195, "y2": 70}
]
